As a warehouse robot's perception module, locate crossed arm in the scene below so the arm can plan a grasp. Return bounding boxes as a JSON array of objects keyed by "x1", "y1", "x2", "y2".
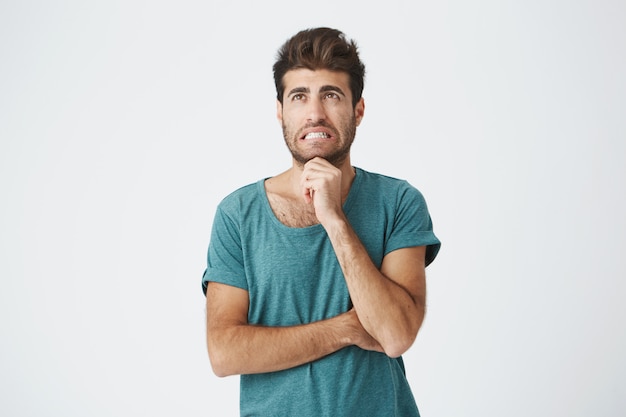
[{"x1": 205, "y1": 245, "x2": 426, "y2": 377}]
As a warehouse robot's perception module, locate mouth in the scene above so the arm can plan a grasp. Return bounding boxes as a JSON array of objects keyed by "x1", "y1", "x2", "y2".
[
  {"x1": 300, "y1": 127, "x2": 335, "y2": 141},
  {"x1": 303, "y1": 131, "x2": 331, "y2": 140}
]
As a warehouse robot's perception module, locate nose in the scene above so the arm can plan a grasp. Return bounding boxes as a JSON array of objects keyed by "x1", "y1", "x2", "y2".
[{"x1": 306, "y1": 97, "x2": 326, "y2": 123}]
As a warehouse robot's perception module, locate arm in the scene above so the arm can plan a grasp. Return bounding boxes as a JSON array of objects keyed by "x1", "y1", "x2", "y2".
[
  {"x1": 326, "y1": 224, "x2": 427, "y2": 358},
  {"x1": 205, "y1": 281, "x2": 382, "y2": 377},
  {"x1": 301, "y1": 158, "x2": 427, "y2": 357}
]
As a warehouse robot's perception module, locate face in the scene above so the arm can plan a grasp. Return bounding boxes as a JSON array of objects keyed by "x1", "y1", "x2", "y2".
[{"x1": 277, "y1": 69, "x2": 365, "y2": 167}]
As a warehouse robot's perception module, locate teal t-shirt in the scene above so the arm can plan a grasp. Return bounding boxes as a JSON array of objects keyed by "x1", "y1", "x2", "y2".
[{"x1": 202, "y1": 167, "x2": 441, "y2": 417}]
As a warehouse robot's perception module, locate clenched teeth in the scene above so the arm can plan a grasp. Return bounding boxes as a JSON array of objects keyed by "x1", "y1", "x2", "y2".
[{"x1": 304, "y1": 132, "x2": 330, "y2": 139}]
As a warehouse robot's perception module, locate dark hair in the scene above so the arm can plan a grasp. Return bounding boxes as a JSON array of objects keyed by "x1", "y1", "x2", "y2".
[{"x1": 273, "y1": 27, "x2": 366, "y2": 108}]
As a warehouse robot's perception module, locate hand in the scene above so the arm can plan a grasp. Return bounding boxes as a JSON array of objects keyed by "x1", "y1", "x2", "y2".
[
  {"x1": 343, "y1": 309, "x2": 384, "y2": 353},
  {"x1": 300, "y1": 157, "x2": 343, "y2": 225}
]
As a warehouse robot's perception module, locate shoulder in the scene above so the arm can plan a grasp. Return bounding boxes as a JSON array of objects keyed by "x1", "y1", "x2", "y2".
[
  {"x1": 218, "y1": 180, "x2": 263, "y2": 206},
  {"x1": 356, "y1": 167, "x2": 411, "y2": 187},
  {"x1": 214, "y1": 180, "x2": 266, "y2": 221},
  {"x1": 355, "y1": 167, "x2": 425, "y2": 202}
]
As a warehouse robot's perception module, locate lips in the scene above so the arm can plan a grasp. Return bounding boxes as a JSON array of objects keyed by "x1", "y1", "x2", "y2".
[
  {"x1": 300, "y1": 124, "x2": 335, "y2": 141},
  {"x1": 304, "y1": 131, "x2": 331, "y2": 140}
]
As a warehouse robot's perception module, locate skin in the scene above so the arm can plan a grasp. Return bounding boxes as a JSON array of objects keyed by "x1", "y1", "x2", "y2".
[{"x1": 205, "y1": 68, "x2": 428, "y2": 377}]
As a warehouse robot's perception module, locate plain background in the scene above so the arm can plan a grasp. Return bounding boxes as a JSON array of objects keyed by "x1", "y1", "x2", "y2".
[{"x1": 1, "y1": 1, "x2": 625, "y2": 416}]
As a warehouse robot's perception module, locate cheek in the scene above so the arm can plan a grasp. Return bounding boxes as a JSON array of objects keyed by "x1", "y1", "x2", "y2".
[{"x1": 281, "y1": 108, "x2": 302, "y2": 127}]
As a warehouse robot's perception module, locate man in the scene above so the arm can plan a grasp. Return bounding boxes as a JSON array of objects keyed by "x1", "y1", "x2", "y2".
[{"x1": 202, "y1": 27, "x2": 441, "y2": 416}]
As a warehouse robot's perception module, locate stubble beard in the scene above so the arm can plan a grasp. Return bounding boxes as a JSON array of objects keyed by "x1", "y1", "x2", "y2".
[{"x1": 282, "y1": 116, "x2": 357, "y2": 168}]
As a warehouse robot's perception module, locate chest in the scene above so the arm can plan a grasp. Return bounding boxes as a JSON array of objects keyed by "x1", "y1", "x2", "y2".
[
  {"x1": 245, "y1": 232, "x2": 349, "y2": 322},
  {"x1": 266, "y1": 193, "x2": 319, "y2": 228}
]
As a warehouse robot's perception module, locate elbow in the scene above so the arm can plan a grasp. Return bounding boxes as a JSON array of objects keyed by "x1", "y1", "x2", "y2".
[
  {"x1": 211, "y1": 365, "x2": 231, "y2": 378},
  {"x1": 207, "y1": 343, "x2": 237, "y2": 378},
  {"x1": 381, "y1": 333, "x2": 417, "y2": 358},
  {"x1": 379, "y1": 316, "x2": 423, "y2": 358},
  {"x1": 208, "y1": 353, "x2": 235, "y2": 378}
]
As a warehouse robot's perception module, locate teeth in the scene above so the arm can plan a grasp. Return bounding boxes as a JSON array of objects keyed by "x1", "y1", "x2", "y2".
[{"x1": 304, "y1": 132, "x2": 329, "y2": 139}]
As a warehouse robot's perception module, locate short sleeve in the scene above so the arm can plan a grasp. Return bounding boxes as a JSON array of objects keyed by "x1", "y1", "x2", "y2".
[
  {"x1": 201, "y1": 204, "x2": 249, "y2": 295},
  {"x1": 385, "y1": 184, "x2": 441, "y2": 266}
]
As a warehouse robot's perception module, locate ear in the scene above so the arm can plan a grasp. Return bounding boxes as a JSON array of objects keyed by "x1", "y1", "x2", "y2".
[
  {"x1": 354, "y1": 97, "x2": 365, "y2": 126},
  {"x1": 276, "y1": 100, "x2": 283, "y2": 125}
]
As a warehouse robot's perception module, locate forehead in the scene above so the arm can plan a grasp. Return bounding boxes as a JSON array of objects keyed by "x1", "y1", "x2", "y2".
[{"x1": 283, "y1": 68, "x2": 351, "y2": 92}]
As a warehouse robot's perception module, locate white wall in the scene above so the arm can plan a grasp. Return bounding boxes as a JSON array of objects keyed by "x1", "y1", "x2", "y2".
[{"x1": 1, "y1": 1, "x2": 624, "y2": 416}]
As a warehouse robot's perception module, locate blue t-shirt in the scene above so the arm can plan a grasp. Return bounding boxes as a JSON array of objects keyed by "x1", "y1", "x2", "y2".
[{"x1": 202, "y1": 167, "x2": 441, "y2": 417}]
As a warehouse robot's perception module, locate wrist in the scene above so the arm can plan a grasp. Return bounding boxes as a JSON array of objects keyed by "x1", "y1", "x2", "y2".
[
  {"x1": 335, "y1": 310, "x2": 360, "y2": 347},
  {"x1": 319, "y1": 211, "x2": 348, "y2": 233}
]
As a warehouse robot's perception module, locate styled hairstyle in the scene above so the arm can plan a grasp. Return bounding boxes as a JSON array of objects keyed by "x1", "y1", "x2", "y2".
[{"x1": 273, "y1": 27, "x2": 366, "y2": 108}]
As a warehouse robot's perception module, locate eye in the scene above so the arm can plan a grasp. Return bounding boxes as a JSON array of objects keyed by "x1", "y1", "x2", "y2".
[
  {"x1": 324, "y1": 92, "x2": 340, "y2": 100},
  {"x1": 291, "y1": 93, "x2": 305, "y2": 101}
]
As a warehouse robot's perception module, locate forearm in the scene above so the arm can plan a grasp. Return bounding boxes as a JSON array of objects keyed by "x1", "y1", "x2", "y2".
[
  {"x1": 207, "y1": 311, "x2": 367, "y2": 377},
  {"x1": 324, "y1": 216, "x2": 424, "y2": 357}
]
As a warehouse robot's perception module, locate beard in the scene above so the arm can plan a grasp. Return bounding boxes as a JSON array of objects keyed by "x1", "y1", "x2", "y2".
[{"x1": 282, "y1": 116, "x2": 357, "y2": 167}]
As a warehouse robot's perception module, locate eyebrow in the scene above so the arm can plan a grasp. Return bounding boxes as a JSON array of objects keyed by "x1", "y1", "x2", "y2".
[
  {"x1": 287, "y1": 87, "x2": 309, "y2": 97},
  {"x1": 286, "y1": 85, "x2": 347, "y2": 97},
  {"x1": 319, "y1": 85, "x2": 346, "y2": 97}
]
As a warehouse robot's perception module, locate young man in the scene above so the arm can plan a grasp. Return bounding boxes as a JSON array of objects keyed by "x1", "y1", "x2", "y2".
[{"x1": 202, "y1": 27, "x2": 441, "y2": 416}]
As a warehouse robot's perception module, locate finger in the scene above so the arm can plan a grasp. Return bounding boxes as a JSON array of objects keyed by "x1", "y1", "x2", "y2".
[
  {"x1": 302, "y1": 185, "x2": 313, "y2": 203},
  {"x1": 301, "y1": 177, "x2": 315, "y2": 203},
  {"x1": 304, "y1": 156, "x2": 328, "y2": 167}
]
